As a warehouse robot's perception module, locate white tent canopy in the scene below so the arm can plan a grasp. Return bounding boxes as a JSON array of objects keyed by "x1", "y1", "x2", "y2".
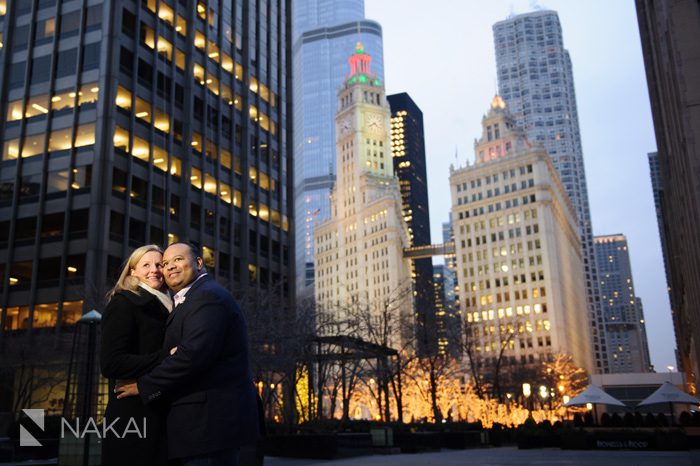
[
  {"x1": 564, "y1": 384, "x2": 626, "y2": 407},
  {"x1": 637, "y1": 382, "x2": 700, "y2": 407}
]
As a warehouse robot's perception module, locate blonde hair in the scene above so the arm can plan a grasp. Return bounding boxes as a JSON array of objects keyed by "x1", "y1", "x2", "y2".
[{"x1": 107, "y1": 244, "x2": 163, "y2": 300}]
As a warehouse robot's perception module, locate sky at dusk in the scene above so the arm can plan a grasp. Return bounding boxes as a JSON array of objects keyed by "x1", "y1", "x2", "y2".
[{"x1": 364, "y1": 0, "x2": 675, "y2": 371}]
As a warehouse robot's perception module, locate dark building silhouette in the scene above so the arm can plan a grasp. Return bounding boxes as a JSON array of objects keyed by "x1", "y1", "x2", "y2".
[
  {"x1": 388, "y1": 92, "x2": 435, "y2": 354},
  {"x1": 637, "y1": 0, "x2": 700, "y2": 390},
  {"x1": 0, "y1": 0, "x2": 293, "y2": 412}
]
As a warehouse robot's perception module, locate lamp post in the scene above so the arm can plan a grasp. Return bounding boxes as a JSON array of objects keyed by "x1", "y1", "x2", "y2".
[
  {"x1": 522, "y1": 383, "x2": 532, "y2": 415},
  {"x1": 539, "y1": 385, "x2": 548, "y2": 418}
]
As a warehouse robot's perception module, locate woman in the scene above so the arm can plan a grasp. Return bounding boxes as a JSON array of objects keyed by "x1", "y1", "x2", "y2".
[{"x1": 100, "y1": 245, "x2": 173, "y2": 466}]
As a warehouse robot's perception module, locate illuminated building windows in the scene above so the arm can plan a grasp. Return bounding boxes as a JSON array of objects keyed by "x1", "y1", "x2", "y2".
[
  {"x1": 190, "y1": 167, "x2": 203, "y2": 189},
  {"x1": 6, "y1": 83, "x2": 99, "y2": 123},
  {"x1": 2, "y1": 123, "x2": 95, "y2": 160}
]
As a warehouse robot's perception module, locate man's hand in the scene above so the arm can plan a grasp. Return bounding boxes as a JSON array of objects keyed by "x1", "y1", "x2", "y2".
[
  {"x1": 170, "y1": 346, "x2": 178, "y2": 355},
  {"x1": 115, "y1": 379, "x2": 139, "y2": 399}
]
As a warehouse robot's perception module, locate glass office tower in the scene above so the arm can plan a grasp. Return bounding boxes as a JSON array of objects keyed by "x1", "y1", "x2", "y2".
[
  {"x1": 0, "y1": 0, "x2": 292, "y2": 411},
  {"x1": 293, "y1": 0, "x2": 384, "y2": 296}
]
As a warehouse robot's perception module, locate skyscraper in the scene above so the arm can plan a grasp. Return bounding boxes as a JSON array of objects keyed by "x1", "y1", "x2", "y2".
[
  {"x1": 0, "y1": 0, "x2": 292, "y2": 409},
  {"x1": 293, "y1": 0, "x2": 384, "y2": 296},
  {"x1": 387, "y1": 92, "x2": 435, "y2": 353},
  {"x1": 637, "y1": 0, "x2": 700, "y2": 389},
  {"x1": 594, "y1": 234, "x2": 652, "y2": 373},
  {"x1": 493, "y1": 10, "x2": 607, "y2": 373},
  {"x1": 451, "y1": 97, "x2": 592, "y2": 387},
  {"x1": 314, "y1": 44, "x2": 412, "y2": 349},
  {"x1": 433, "y1": 264, "x2": 461, "y2": 357}
]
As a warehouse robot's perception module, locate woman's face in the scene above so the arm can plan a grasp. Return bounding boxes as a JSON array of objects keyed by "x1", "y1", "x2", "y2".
[{"x1": 130, "y1": 251, "x2": 164, "y2": 289}]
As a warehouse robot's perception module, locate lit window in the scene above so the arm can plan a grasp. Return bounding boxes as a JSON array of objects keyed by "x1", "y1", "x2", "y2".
[
  {"x1": 130, "y1": 134, "x2": 150, "y2": 163},
  {"x1": 6, "y1": 99, "x2": 23, "y2": 121},
  {"x1": 203, "y1": 173, "x2": 217, "y2": 195},
  {"x1": 175, "y1": 49, "x2": 186, "y2": 71},
  {"x1": 141, "y1": 23, "x2": 156, "y2": 49},
  {"x1": 258, "y1": 203, "x2": 270, "y2": 221},
  {"x1": 21, "y1": 133, "x2": 46, "y2": 158},
  {"x1": 115, "y1": 86, "x2": 132, "y2": 110},
  {"x1": 206, "y1": 73, "x2": 219, "y2": 95},
  {"x1": 156, "y1": 36, "x2": 173, "y2": 60},
  {"x1": 221, "y1": 149, "x2": 232, "y2": 170},
  {"x1": 190, "y1": 167, "x2": 202, "y2": 189},
  {"x1": 176, "y1": 15, "x2": 187, "y2": 35},
  {"x1": 113, "y1": 126, "x2": 130, "y2": 152},
  {"x1": 194, "y1": 30, "x2": 206, "y2": 50},
  {"x1": 207, "y1": 41, "x2": 220, "y2": 63},
  {"x1": 133, "y1": 95, "x2": 152, "y2": 123},
  {"x1": 153, "y1": 146, "x2": 169, "y2": 172},
  {"x1": 78, "y1": 83, "x2": 99, "y2": 105},
  {"x1": 193, "y1": 63, "x2": 205, "y2": 85},
  {"x1": 219, "y1": 181, "x2": 232, "y2": 204},
  {"x1": 157, "y1": 1, "x2": 174, "y2": 25},
  {"x1": 154, "y1": 108, "x2": 170, "y2": 133}
]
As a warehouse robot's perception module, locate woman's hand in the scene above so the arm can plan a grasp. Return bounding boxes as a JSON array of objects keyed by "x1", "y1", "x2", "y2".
[{"x1": 170, "y1": 346, "x2": 177, "y2": 355}]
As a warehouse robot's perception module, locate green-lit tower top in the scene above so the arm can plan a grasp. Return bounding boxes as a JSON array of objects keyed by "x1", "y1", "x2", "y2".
[{"x1": 346, "y1": 42, "x2": 382, "y2": 87}]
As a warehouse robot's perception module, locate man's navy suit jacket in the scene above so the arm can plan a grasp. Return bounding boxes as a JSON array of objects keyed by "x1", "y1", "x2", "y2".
[{"x1": 138, "y1": 275, "x2": 260, "y2": 459}]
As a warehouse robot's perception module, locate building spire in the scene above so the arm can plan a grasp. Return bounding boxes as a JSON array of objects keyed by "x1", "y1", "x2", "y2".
[
  {"x1": 349, "y1": 42, "x2": 371, "y2": 76},
  {"x1": 491, "y1": 94, "x2": 506, "y2": 110}
]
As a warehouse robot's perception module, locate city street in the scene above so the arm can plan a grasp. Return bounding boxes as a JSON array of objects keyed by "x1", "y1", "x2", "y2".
[{"x1": 266, "y1": 447, "x2": 700, "y2": 466}]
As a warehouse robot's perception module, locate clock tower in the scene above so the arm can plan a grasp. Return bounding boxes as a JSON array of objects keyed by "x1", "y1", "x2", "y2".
[{"x1": 314, "y1": 43, "x2": 413, "y2": 349}]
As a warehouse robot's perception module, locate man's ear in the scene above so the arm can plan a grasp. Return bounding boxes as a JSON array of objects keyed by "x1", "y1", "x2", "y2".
[{"x1": 196, "y1": 257, "x2": 204, "y2": 271}]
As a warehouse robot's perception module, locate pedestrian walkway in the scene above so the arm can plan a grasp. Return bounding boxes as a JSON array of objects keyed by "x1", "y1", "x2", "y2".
[{"x1": 265, "y1": 446, "x2": 700, "y2": 466}]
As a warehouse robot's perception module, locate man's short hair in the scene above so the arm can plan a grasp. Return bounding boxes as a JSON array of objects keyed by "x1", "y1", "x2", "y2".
[{"x1": 169, "y1": 242, "x2": 202, "y2": 261}]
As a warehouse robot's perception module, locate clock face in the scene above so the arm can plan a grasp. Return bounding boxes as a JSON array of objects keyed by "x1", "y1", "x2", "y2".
[
  {"x1": 339, "y1": 117, "x2": 352, "y2": 135},
  {"x1": 366, "y1": 113, "x2": 384, "y2": 133}
]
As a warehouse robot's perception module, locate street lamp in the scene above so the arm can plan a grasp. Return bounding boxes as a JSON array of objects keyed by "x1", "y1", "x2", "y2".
[{"x1": 522, "y1": 383, "x2": 532, "y2": 414}]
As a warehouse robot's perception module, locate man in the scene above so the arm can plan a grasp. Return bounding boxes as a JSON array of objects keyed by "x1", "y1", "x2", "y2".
[{"x1": 117, "y1": 243, "x2": 259, "y2": 465}]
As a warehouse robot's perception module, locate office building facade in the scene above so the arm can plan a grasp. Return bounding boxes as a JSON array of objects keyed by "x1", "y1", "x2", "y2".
[
  {"x1": 387, "y1": 92, "x2": 435, "y2": 353},
  {"x1": 292, "y1": 0, "x2": 383, "y2": 296},
  {"x1": 493, "y1": 10, "x2": 607, "y2": 372},
  {"x1": 450, "y1": 97, "x2": 592, "y2": 378},
  {"x1": 637, "y1": 0, "x2": 700, "y2": 388},
  {"x1": 0, "y1": 0, "x2": 292, "y2": 409},
  {"x1": 594, "y1": 234, "x2": 652, "y2": 373}
]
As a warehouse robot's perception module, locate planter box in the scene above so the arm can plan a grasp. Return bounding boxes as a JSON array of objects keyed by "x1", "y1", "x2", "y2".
[
  {"x1": 262, "y1": 434, "x2": 338, "y2": 459},
  {"x1": 561, "y1": 429, "x2": 688, "y2": 451},
  {"x1": 440, "y1": 431, "x2": 483, "y2": 449}
]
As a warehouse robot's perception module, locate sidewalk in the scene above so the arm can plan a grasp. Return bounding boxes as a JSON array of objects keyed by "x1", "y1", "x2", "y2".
[{"x1": 264, "y1": 446, "x2": 700, "y2": 466}]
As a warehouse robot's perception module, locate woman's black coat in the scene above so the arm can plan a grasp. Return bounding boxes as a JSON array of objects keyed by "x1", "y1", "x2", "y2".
[{"x1": 100, "y1": 289, "x2": 170, "y2": 466}]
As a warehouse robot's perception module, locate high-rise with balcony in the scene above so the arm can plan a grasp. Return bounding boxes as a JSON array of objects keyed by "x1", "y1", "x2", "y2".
[
  {"x1": 594, "y1": 234, "x2": 652, "y2": 373},
  {"x1": 0, "y1": 0, "x2": 292, "y2": 412},
  {"x1": 493, "y1": 10, "x2": 607, "y2": 372},
  {"x1": 293, "y1": 0, "x2": 384, "y2": 297}
]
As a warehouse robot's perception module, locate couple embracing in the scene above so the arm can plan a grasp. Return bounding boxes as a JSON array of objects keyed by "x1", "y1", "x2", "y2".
[{"x1": 100, "y1": 243, "x2": 260, "y2": 466}]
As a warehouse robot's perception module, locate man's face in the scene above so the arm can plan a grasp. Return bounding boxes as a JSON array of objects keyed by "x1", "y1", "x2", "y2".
[{"x1": 162, "y1": 244, "x2": 203, "y2": 293}]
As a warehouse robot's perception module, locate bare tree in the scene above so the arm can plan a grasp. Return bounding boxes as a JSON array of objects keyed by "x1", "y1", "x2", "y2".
[
  {"x1": 0, "y1": 334, "x2": 69, "y2": 417},
  {"x1": 346, "y1": 281, "x2": 413, "y2": 421}
]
